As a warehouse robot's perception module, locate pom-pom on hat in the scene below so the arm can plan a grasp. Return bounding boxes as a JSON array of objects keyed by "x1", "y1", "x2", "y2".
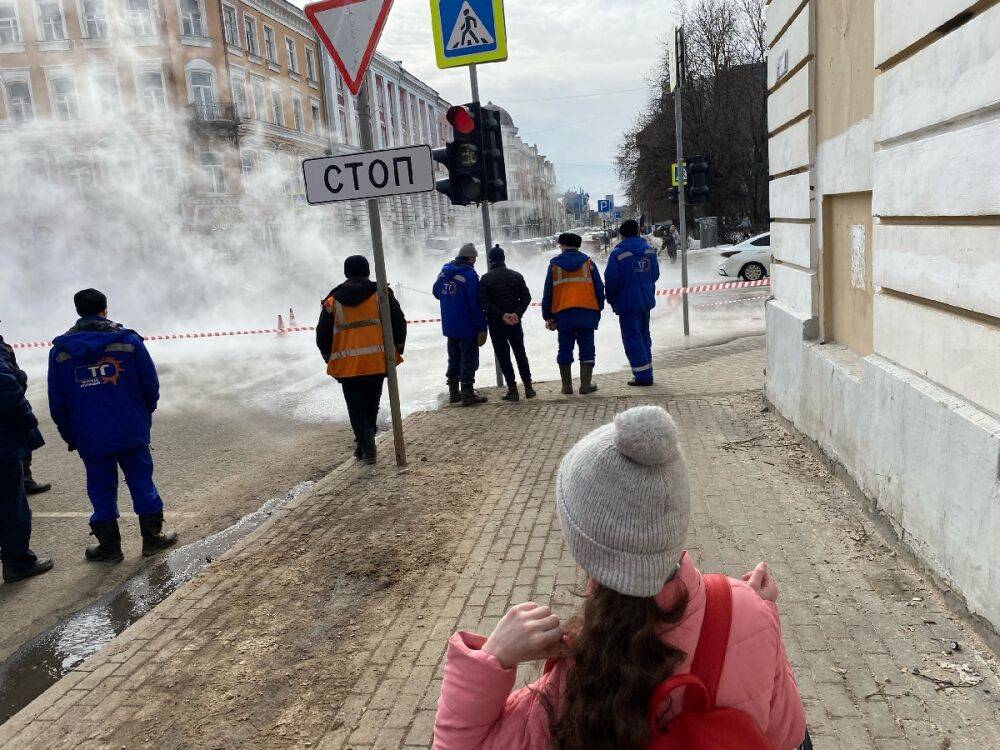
[{"x1": 556, "y1": 406, "x2": 691, "y2": 597}]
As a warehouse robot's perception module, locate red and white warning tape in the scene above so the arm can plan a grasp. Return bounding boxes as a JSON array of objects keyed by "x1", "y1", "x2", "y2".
[{"x1": 7, "y1": 279, "x2": 769, "y2": 350}]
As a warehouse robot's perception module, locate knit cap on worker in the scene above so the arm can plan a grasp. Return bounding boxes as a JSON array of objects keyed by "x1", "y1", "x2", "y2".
[
  {"x1": 556, "y1": 405, "x2": 691, "y2": 597},
  {"x1": 459, "y1": 243, "x2": 478, "y2": 260},
  {"x1": 558, "y1": 232, "x2": 582, "y2": 249}
]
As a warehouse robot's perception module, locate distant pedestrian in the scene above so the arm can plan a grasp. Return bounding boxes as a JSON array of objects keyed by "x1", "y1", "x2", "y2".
[
  {"x1": 1, "y1": 323, "x2": 52, "y2": 496},
  {"x1": 478, "y1": 245, "x2": 535, "y2": 402},
  {"x1": 1, "y1": 336, "x2": 53, "y2": 583},
  {"x1": 664, "y1": 222, "x2": 678, "y2": 262},
  {"x1": 433, "y1": 243, "x2": 489, "y2": 406},
  {"x1": 433, "y1": 405, "x2": 808, "y2": 750},
  {"x1": 47, "y1": 289, "x2": 177, "y2": 563},
  {"x1": 738, "y1": 216, "x2": 752, "y2": 240},
  {"x1": 605, "y1": 219, "x2": 659, "y2": 387},
  {"x1": 541, "y1": 232, "x2": 605, "y2": 395},
  {"x1": 316, "y1": 255, "x2": 407, "y2": 465}
]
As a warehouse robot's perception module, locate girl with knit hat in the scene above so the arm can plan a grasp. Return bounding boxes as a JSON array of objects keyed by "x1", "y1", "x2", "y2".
[{"x1": 433, "y1": 405, "x2": 808, "y2": 750}]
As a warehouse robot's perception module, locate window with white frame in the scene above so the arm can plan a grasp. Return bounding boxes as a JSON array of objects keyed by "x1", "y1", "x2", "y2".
[
  {"x1": 125, "y1": 0, "x2": 153, "y2": 36},
  {"x1": 200, "y1": 151, "x2": 226, "y2": 193},
  {"x1": 66, "y1": 157, "x2": 96, "y2": 197},
  {"x1": 263, "y1": 25, "x2": 276, "y2": 63},
  {"x1": 0, "y1": 2, "x2": 21, "y2": 43},
  {"x1": 80, "y1": 0, "x2": 106, "y2": 37},
  {"x1": 305, "y1": 47, "x2": 315, "y2": 81},
  {"x1": 336, "y1": 74, "x2": 348, "y2": 140},
  {"x1": 221, "y1": 4, "x2": 238, "y2": 46},
  {"x1": 231, "y1": 70, "x2": 248, "y2": 119},
  {"x1": 37, "y1": 0, "x2": 66, "y2": 41},
  {"x1": 284, "y1": 37, "x2": 297, "y2": 72},
  {"x1": 251, "y1": 76, "x2": 264, "y2": 120},
  {"x1": 137, "y1": 69, "x2": 165, "y2": 113},
  {"x1": 240, "y1": 149, "x2": 257, "y2": 193},
  {"x1": 179, "y1": 0, "x2": 203, "y2": 36},
  {"x1": 243, "y1": 14, "x2": 258, "y2": 56},
  {"x1": 188, "y1": 66, "x2": 214, "y2": 106},
  {"x1": 310, "y1": 100, "x2": 320, "y2": 134},
  {"x1": 92, "y1": 70, "x2": 120, "y2": 114},
  {"x1": 271, "y1": 88, "x2": 282, "y2": 126},
  {"x1": 291, "y1": 95, "x2": 303, "y2": 131},
  {"x1": 48, "y1": 74, "x2": 78, "y2": 119},
  {"x1": 3, "y1": 79, "x2": 33, "y2": 123},
  {"x1": 150, "y1": 151, "x2": 179, "y2": 190}
]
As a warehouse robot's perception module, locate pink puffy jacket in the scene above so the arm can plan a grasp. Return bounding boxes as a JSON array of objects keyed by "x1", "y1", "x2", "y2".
[{"x1": 434, "y1": 552, "x2": 806, "y2": 750}]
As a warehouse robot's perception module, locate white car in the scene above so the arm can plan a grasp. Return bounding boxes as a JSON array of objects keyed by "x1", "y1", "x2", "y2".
[{"x1": 717, "y1": 232, "x2": 771, "y2": 281}]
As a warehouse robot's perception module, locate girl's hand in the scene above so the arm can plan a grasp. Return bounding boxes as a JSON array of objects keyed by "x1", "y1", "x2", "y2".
[
  {"x1": 482, "y1": 603, "x2": 563, "y2": 669},
  {"x1": 742, "y1": 562, "x2": 779, "y2": 602}
]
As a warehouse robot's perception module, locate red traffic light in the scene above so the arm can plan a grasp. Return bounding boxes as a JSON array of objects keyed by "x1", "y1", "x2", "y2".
[{"x1": 446, "y1": 105, "x2": 476, "y2": 135}]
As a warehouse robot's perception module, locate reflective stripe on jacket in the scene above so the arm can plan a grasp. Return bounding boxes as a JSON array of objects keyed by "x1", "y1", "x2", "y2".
[
  {"x1": 551, "y1": 259, "x2": 600, "y2": 314},
  {"x1": 325, "y1": 293, "x2": 401, "y2": 379}
]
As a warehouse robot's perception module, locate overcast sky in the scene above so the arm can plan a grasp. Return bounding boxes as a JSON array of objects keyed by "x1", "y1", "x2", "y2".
[{"x1": 303, "y1": 1, "x2": 673, "y2": 207}]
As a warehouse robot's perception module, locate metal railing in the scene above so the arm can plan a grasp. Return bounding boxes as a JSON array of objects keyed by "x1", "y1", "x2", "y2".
[{"x1": 188, "y1": 101, "x2": 237, "y2": 122}]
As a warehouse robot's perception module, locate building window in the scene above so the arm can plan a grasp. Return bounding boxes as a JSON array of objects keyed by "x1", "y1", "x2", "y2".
[
  {"x1": 231, "y1": 71, "x2": 248, "y2": 118},
  {"x1": 137, "y1": 69, "x2": 165, "y2": 113},
  {"x1": 398, "y1": 89, "x2": 408, "y2": 145},
  {"x1": 292, "y1": 95, "x2": 303, "y2": 131},
  {"x1": 336, "y1": 75, "x2": 348, "y2": 141},
  {"x1": 387, "y1": 82, "x2": 397, "y2": 138},
  {"x1": 66, "y1": 158, "x2": 96, "y2": 197},
  {"x1": 92, "y1": 71, "x2": 120, "y2": 114},
  {"x1": 48, "y1": 74, "x2": 78, "y2": 119},
  {"x1": 0, "y1": 3, "x2": 20, "y2": 44},
  {"x1": 179, "y1": 0, "x2": 203, "y2": 36},
  {"x1": 305, "y1": 47, "x2": 315, "y2": 81},
  {"x1": 80, "y1": 0, "x2": 105, "y2": 37},
  {"x1": 243, "y1": 14, "x2": 257, "y2": 56},
  {"x1": 188, "y1": 69, "x2": 213, "y2": 107},
  {"x1": 150, "y1": 152, "x2": 179, "y2": 190},
  {"x1": 284, "y1": 37, "x2": 297, "y2": 72},
  {"x1": 240, "y1": 149, "x2": 257, "y2": 193},
  {"x1": 200, "y1": 151, "x2": 226, "y2": 193},
  {"x1": 222, "y1": 4, "x2": 238, "y2": 47},
  {"x1": 125, "y1": 0, "x2": 153, "y2": 36},
  {"x1": 271, "y1": 89, "x2": 282, "y2": 126},
  {"x1": 263, "y1": 25, "x2": 276, "y2": 63},
  {"x1": 4, "y1": 80, "x2": 33, "y2": 123},
  {"x1": 375, "y1": 75, "x2": 387, "y2": 146},
  {"x1": 310, "y1": 100, "x2": 320, "y2": 134},
  {"x1": 251, "y1": 76, "x2": 265, "y2": 120},
  {"x1": 37, "y1": 0, "x2": 65, "y2": 40}
]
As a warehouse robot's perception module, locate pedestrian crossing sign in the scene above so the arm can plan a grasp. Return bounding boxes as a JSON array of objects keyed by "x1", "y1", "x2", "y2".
[{"x1": 430, "y1": 0, "x2": 507, "y2": 69}]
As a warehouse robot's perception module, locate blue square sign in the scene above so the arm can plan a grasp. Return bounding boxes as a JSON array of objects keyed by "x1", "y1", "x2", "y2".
[{"x1": 431, "y1": 0, "x2": 508, "y2": 68}]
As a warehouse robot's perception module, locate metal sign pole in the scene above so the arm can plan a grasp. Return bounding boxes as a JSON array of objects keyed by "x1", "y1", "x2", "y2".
[
  {"x1": 673, "y1": 27, "x2": 691, "y2": 337},
  {"x1": 356, "y1": 76, "x2": 406, "y2": 466},
  {"x1": 469, "y1": 63, "x2": 504, "y2": 388}
]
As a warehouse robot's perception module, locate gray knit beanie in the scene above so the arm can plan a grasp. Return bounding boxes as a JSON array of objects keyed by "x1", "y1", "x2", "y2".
[
  {"x1": 556, "y1": 405, "x2": 691, "y2": 597},
  {"x1": 458, "y1": 243, "x2": 478, "y2": 259}
]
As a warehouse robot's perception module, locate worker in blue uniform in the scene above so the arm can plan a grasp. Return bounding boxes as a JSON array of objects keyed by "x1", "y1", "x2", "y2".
[
  {"x1": 604, "y1": 219, "x2": 660, "y2": 386},
  {"x1": 542, "y1": 232, "x2": 606, "y2": 395}
]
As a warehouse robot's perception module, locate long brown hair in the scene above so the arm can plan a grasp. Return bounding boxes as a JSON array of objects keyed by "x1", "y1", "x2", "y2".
[{"x1": 548, "y1": 585, "x2": 688, "y2": 750}]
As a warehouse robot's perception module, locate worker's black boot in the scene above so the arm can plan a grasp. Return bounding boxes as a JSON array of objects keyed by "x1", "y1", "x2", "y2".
[
  {"x1": 3, "y1": 558, "x2": 53, "y2": 583},
  {"x1": 523, "y1": 382, "x2": 536, "y2": 399},
  {"x1": 501, "y1": 384, "x2": 519, "y2": 402},
  {"x1": 85, "y1": 520, "x2": 125, "y2": 563},
  {"x1": 353, "y1": 439, "x2": 364, "y2": 460},
  {"x1": 559, "y1": 365, "x2": 574, "y2": 395},
  {"x1": 362, "y1": 430, "x2": 377, "y2": 465},
  {"x1": 138, "y1": 513, "x2": 178, "y2": 557},
  {"x1": 579, "y1": 364, "x2": 598, "y2": 395},
  {"x1": 447, "y1": 379, "x2": 462, "y2": 404},
  {"x1": 461, "y1": 383, "x2": 487, "y2": 406}
]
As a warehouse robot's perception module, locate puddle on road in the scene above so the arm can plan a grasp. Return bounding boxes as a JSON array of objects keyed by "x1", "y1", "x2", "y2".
[{"x1": 0, "y1": 481, "x2": 313, "y2": 724}]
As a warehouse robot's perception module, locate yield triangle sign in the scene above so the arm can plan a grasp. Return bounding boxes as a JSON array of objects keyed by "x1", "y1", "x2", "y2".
[{"x1": 305, "y1": 0, "x2": 394, "y2": 96}]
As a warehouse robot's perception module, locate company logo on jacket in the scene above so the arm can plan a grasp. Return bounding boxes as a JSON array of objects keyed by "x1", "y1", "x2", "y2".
[
  {"x1": 635, "y1": 257, "x2": 652, "y2": 273},
  {"x1": 75, "y1": 356, "x2": 125, "y2": 388},
  {"x1": 440, "y1": 280, "x2": 458, "y2": 296}
]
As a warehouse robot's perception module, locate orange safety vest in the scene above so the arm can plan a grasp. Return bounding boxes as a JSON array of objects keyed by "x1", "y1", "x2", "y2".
[
  {"x1": 551, "y1": 259, "x2": 600, "y2": 314},
  {"x1": 324, "y1": 293, "x2": 402, "y2": 379}
]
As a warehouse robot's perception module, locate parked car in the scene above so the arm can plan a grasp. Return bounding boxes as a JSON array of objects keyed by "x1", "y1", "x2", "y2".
[
  {"x1": 717, "y1": 232, "x2": 771, "y2": 280},
  {"x1": 425, "y1": 237, "x2": 460, "y2": 258}
]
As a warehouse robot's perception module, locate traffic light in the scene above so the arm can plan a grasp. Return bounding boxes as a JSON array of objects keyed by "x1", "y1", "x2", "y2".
[
  {"x1": 687, "y1": 155, "x2": 710, "y2": 203},
  {"x1": 669, "y1": 186, "x2": 680, "y2": 204},
  {"x1": 480, "y1": 107, "x2": 507, "y2": 203},
  {"x1": 433, "y1": 102, "x2": 508, "y2": 206}
]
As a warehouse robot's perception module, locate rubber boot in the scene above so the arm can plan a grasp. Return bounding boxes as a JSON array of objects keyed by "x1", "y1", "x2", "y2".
[
  {"x1": 579, "y1": 364, "x2": 598, "y2": 395},
  {"x1": 85, "y1": 520, "x2": 125, "y2": 563},
  {"x1": 362, "y1": 430, "x2": 377, "y2": 465},
  {"x1": 523, "y1": 382, "x2": 537, "y2": 399},
  {"x1": 501, "y1": 384, "x2": 519, "y2": 402},
  {"x1": 3, "y1": 558, "x2": 54, "y2": 583},
  {"x1": 461, "y1": 383, "x2": 487, "y2": 406},
  {"x1": 447, "y1": 379, "x2": 462, "y2": 404},
  {"x1": 353, "y1": 439, "x2": 364, "y2": 460},
  {"x1": 24, "y1": 479, "x2": 52, "y2": 495},
  {"x1": 138, "y1": 513, "x2": 178, "y2": 557},
  {"x1": 559, "y1": 365, "x2": 574, "y2": 395}
]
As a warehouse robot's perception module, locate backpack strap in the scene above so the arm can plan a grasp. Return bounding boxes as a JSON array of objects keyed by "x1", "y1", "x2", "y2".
[{"x1": 688, "y1": 573, "x2": 734, "y2": 706}]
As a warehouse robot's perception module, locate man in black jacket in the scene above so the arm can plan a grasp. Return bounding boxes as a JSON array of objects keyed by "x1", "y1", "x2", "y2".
[
  {"x1": 316, "y1": 256, "x2": 407, "y2": 464},
  {"x1": 478, "y1": 245, "x2": 535, "y2": 401},
  {"x1": 0, "y1": 324, "x2": 51, "y2": 496}
]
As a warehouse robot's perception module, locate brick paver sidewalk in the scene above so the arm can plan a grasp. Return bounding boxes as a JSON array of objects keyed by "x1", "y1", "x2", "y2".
[{"x1": 2, "y1": 336, "x2": 998, "y2": 749}]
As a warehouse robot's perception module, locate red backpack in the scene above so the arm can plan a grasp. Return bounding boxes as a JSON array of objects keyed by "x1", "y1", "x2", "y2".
[{"x1": 646, "y1": 574, "x2": 773, "y2": 749}]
